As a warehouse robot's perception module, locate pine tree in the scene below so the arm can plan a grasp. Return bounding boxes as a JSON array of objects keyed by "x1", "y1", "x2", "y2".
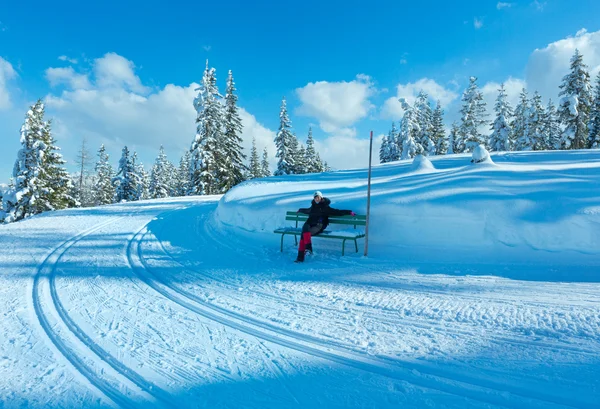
[
  {"x1": 289, "y1": 133, "x2": 303, "y2": 174},
  {"x1": 431, "y1": 102, "x2": 447, "y2": 155},
  {"x1": 398, "y1": 99, "x2": 420, "y2": 160},
  {"x1": 512, "y1": 88, "x2": 530, "y2": 151},
  {"x1": 388, "y1": 122, "x2": 400, "y2": 161},
  {"x1": 529, "y1": 91, "x2": 547, "y2": 150},
  {"x1": 274, "y1": 97, "x2": 295, "y2": 176},
  {"x1": 305, "y1": 127, "x2": 320, "y2": 173},
  {"x1": 558, "y1": 49, "x2": 592, "y2": 150},
  {"x1": 94, "y1": 144, "x2": 115, "y2": 205},
  {"x1": 544, "y1": 100, "x2": 562, "y2": 150},
  {"x1": 113, "y1": 146, "x2": 138, "y2": 202},
  {"x1": 589, "y1": 71, "x2": 600, "y2": 148},
  {"x1": 488, "y1": 84, "x2": 513, "y2": 152},
  {"x1": 448, "y1": 122, "x2": 459, "y2": 154},
  {"x1": 190, "y1": 60, "x2": 223, "y2": 195},
  {"x1": 2, "y1": 100, "x2": 75, "y2": 223},
  {"x1": 415, "y1": 91, "x2": 435, "y2": 155},
  {"x1": 261, "y1": 148, "x2": 271, "y2": 177},
  {"x1": 175, "y1": 150, "x2": 191, "y2": 196},
  {"x1": 296, "y1": 143, "x2": 307, "y2": 174},
  {"x1": 133, "y1": 153, "x2": 149, "y2": 200},
  {"x1": 379, "y1": 128, "x2": 390, "y2": 163},
  {"x1": 220, "y1": 70, "x2": 246, "y2": 192},
  {"x1": 459, "y1": 77, "x2": 488, "y2": 152},
  {"x1": 74, "y1": 137, "x2": 93, "y2": 206},
  {"x1": 248, "y1": 137, "x2": 261, "y2": 178},
  {"x1": 149, "y1": 146, "x2": 171, "y2": 199}
]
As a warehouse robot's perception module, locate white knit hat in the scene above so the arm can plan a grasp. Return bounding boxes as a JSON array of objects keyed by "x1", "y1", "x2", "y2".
[{"x1": 313, "y1": 190, "x2": 323, "y2": 198}]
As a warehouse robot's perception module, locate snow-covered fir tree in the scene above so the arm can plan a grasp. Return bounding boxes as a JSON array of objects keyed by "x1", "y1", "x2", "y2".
[
  {"x1": 415, "y1": 91, "x2": 435, "y2": 155},
  {"x1": 544, "y1": 99, "x2": 562, "y2": 150},
  {"x1": 189, "y1": 60, "x2": 223, "y2": 195},
  {"x1": 261, "y1": 148, "x2": 271, "y2": 177},
  {"x1": 398, "y1": 99, "x2": 420, "y2": 160},
  {"x1": 149, "y1": 146, "x2": 171, "y2": 199},
  {"x1": 488, "y1": 84, "x2": 513, "y2": 152},
  {"x1": 295, "y1": 143, "x2": 307, "y2": 174},
  {"x1": 174, "y1": 150, "x2": 191, "y2": 196},
  {"x1": 379, "y1": 128, "x2": 390, "y2": 163},
  {"x1": 529, "y1": 91, "x2": 547, "y2": 150},
  {"x1": 589, "y1": 71, "x2": 600, "y2": 148},
  {"x1": 113, "y1": 146, "x2": 138, "y2": 202},
  {"x1": 431, "y1": 102, "x2": 447, "y2": 155},
  {"x1": 94, "y1": 144, "x2": 115, "y2": 205},
  {"x1": 558, "y1": 49, "x2": 592, "y2": 150},
  {"x1": 459, "y1": 77, "x2": 488, "y2": 152},
  {"x1": 512, "y1": 88, "x2": 530, "y2": 151},
  {"x1": 388, "y1": 122, "x2": 400, "y2": 161},
  {"x1": 2, "y1": 100, "x2": 75, "y2": 223},
  {"x1": 133, "y1": 152, "x2": 149, "y2": 200},
  {"x1": 220, "y1": 70, "x2": 246, "y2": 192},
  {"x1": 289, "y1": 134, "x2": 305, "y2": 174},
  {"x1": 74, "y1": 138, "x2": 93, "y2": 206},
  {"x1": 248, "y1": 137, "x2": 261, "y2": 179},
  {"x1": 304, "y1": 128, "x2": 320, "y2": 173},
  {"x1": 274, "y1": 97, "x2": 296, "y2": 176},
  {"x1": 448, "y1": 122, "x2": 459, "y2": 154}
]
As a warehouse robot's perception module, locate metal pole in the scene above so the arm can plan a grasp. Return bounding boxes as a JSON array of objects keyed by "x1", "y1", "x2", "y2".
[{"x1": 364, "y1": 131, "x2": 373, "y2": 256}]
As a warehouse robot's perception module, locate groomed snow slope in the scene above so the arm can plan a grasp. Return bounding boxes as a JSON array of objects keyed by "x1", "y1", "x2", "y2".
[{"x1": 0, "y1": 150, "x2": 599, "y2": 408}]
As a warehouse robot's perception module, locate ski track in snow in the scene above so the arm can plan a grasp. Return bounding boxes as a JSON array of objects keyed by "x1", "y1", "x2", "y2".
[{"x1": 129, "y1": 211, "x2": 596, "y2": 409}]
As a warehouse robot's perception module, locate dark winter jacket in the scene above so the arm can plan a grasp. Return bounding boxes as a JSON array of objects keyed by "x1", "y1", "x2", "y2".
[{"x1": 297, "y1": 197, "x2": 352, "y2": 233}]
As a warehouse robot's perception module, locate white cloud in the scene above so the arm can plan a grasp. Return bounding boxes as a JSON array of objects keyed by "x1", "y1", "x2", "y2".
[
  {"x1": 497, "y1": 2, "x2": 513, "y2": 9},
  {"x1": 315, "y1": 133, "x2": 383, "y2": 170},
  {"x1": 203, "y1": 45, "x2": 211, "y2": 52},
  {"x1": 532, "y1": 1, "x2": 546, "y2": 11},
  {"x1": 45, "y1": 67, "x2": 92, "y2": 90},
  {"x1": 0, "y1": 57, "x2": 17, "y2": 110},
  {"x1": 474, "y1": 18, "x2": 483, "y2": 29},
  {"x1": 381, "y1": 78, "x2": 459, "y2": 120},
  {"x1": 526, "y1": 28, "x2": 600, "y2": 102},
  {"x1": 93, "y1": 52, "x2": 150, "y2": 94},
  {"x1": 295, "y1": 75, "x2": 375, "y2": 136},
  {"x1": 58, "y1": 55, "x2": 78, "y2": 64}
]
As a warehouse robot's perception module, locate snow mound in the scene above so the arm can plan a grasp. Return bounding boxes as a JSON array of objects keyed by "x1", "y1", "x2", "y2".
[
  {"x1": 471, "y1": 144, "x2": 493, "y2": 164},
  {"x1": 410, "y1": 154, "x2": 435, "y2": 172}
]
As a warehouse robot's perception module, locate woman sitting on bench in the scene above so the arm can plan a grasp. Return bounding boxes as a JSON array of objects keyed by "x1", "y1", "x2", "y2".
[{"x1": 295, "y1": 191, "x2": 355, "y2": 263}]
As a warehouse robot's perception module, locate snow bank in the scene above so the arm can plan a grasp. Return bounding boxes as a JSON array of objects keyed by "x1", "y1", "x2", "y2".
[{"x1": 215, "y1": 151, "x2": 600, "y2": 269}]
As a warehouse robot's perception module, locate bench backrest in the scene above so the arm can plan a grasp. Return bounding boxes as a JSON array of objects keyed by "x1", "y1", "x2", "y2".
[{"x1": 285, "y1": 211, "x2": 366, "y2": 228}]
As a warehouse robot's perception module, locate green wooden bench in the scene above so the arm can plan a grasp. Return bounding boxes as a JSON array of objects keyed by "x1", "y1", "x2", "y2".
[{"x1": 274, "y1": 211, "x2": 367, "y2": 255}]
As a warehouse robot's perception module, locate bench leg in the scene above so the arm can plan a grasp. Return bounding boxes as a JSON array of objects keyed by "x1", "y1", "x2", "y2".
[
  {"x1": 354, "y1": 239, "x2": 358, "y2": 253},
  {"x1": 280, "y1": 234, "x2": 285, "y2": 252}
]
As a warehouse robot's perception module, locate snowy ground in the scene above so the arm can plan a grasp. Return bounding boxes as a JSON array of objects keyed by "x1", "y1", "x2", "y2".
[{"x1": 1, "y1": 151, "x2": 599, "y2": 408}]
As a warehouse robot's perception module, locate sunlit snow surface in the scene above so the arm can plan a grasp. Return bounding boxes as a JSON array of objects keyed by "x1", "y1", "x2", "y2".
[{"x1": 1, "y1": 151, "x2": 599, "y2": 408}]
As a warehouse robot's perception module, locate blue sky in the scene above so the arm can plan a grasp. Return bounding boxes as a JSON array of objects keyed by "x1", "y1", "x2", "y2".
[{"x1": 1, "y1": 0, "x2": 600, "y2": 182}]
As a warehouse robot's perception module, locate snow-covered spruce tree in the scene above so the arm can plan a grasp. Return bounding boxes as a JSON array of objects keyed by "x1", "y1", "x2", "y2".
[
  {"x1": 398, "y1": 98, "x2": 420, "y2": 160},
  {"x1": 248, "y1": 137, "x2": 261, "y2": 179},
  {"x1": 379, "y1": 127, "x2": 390, "y2": 163},
  {"x1": 220, "y1": 70, "x2": 246, "y2": 192},
  {"x1": 289, "y1": 133, "x2": 305, "y2": 174},
  {"x1": 387, "y1": 122, "x2": 400, "y2": 161},
  {"x1": 274, "y1": 97, "x2": 295, "y2": 176},
  {"x1": 459, "y1": 76, "x2": 488, "y2": 152},
  {"x1": 431, "y1": 102, "x2": 447, "y2": 155},
  {"x1": 589, "y1": 71, "x2": 600, "y2": 148},
  {"x1": 305, "y1": 127, "x2": 320, "y2": 173},
  {"x1": 415, "y1": 91, "x2": 435, "y2": 155},
  {"x1": 2, "y1": 100, "x2": 75, "y2": 223},
  {"x1": 261, "y1": 147, "x2": 271, "y2": 177},
  {"x1": 296, "y1": 143, "x2": 307, "y2": 174},
  {"x1": 174, "y1": 150, "x2": 191, "y2": 197},
  {"x1": 558, "y1": 49, "x2": 592, "y2": 150},
  {"x1": 529, "y1": 91, "x2": 547, "y2": 151},
  {"x1": 94, "y1": 144, "x2": 115, "y2": 205},
  {"x1": 74, "y1": 137, "x2": 93, "y2": 206},
  {"x1": 448, "y1": 122, "x2": 459, "y2": 154},
  {"x1": 149, "y1": 146, "x2": 171, "y2": 199},
  {"x1": 544, "y1": 99, "x2": 562, "y2": 150},
  {"x1": 314, "y1": 152, "x2": 325, "y2": 173},
  {"x1": 512, "y1": 88, "x2": 530, "y2": 151},
  {"x1": 113, "y1": 146, "x2": 138, "y2": 202},
  {"x1": 488, "y1": 84, "x2": 513, "y2": 152},
  {"x1": 189, "y1": 60, "x2": 223, "y2": 195},
  {"x1": 133, "y1": 152, "x2": 149, "y2": 200}
]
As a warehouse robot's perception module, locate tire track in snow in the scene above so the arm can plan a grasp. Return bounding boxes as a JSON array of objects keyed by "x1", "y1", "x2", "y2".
[
  {"x1": 152, "y1": 218, "x2": 599, "y2": 357},
  {"x1": 32, "y1": 216, "x2": 173, "y2": 408},
  {"x1": 129, "y1": 225, "x2": 591, "y2": 409}
]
